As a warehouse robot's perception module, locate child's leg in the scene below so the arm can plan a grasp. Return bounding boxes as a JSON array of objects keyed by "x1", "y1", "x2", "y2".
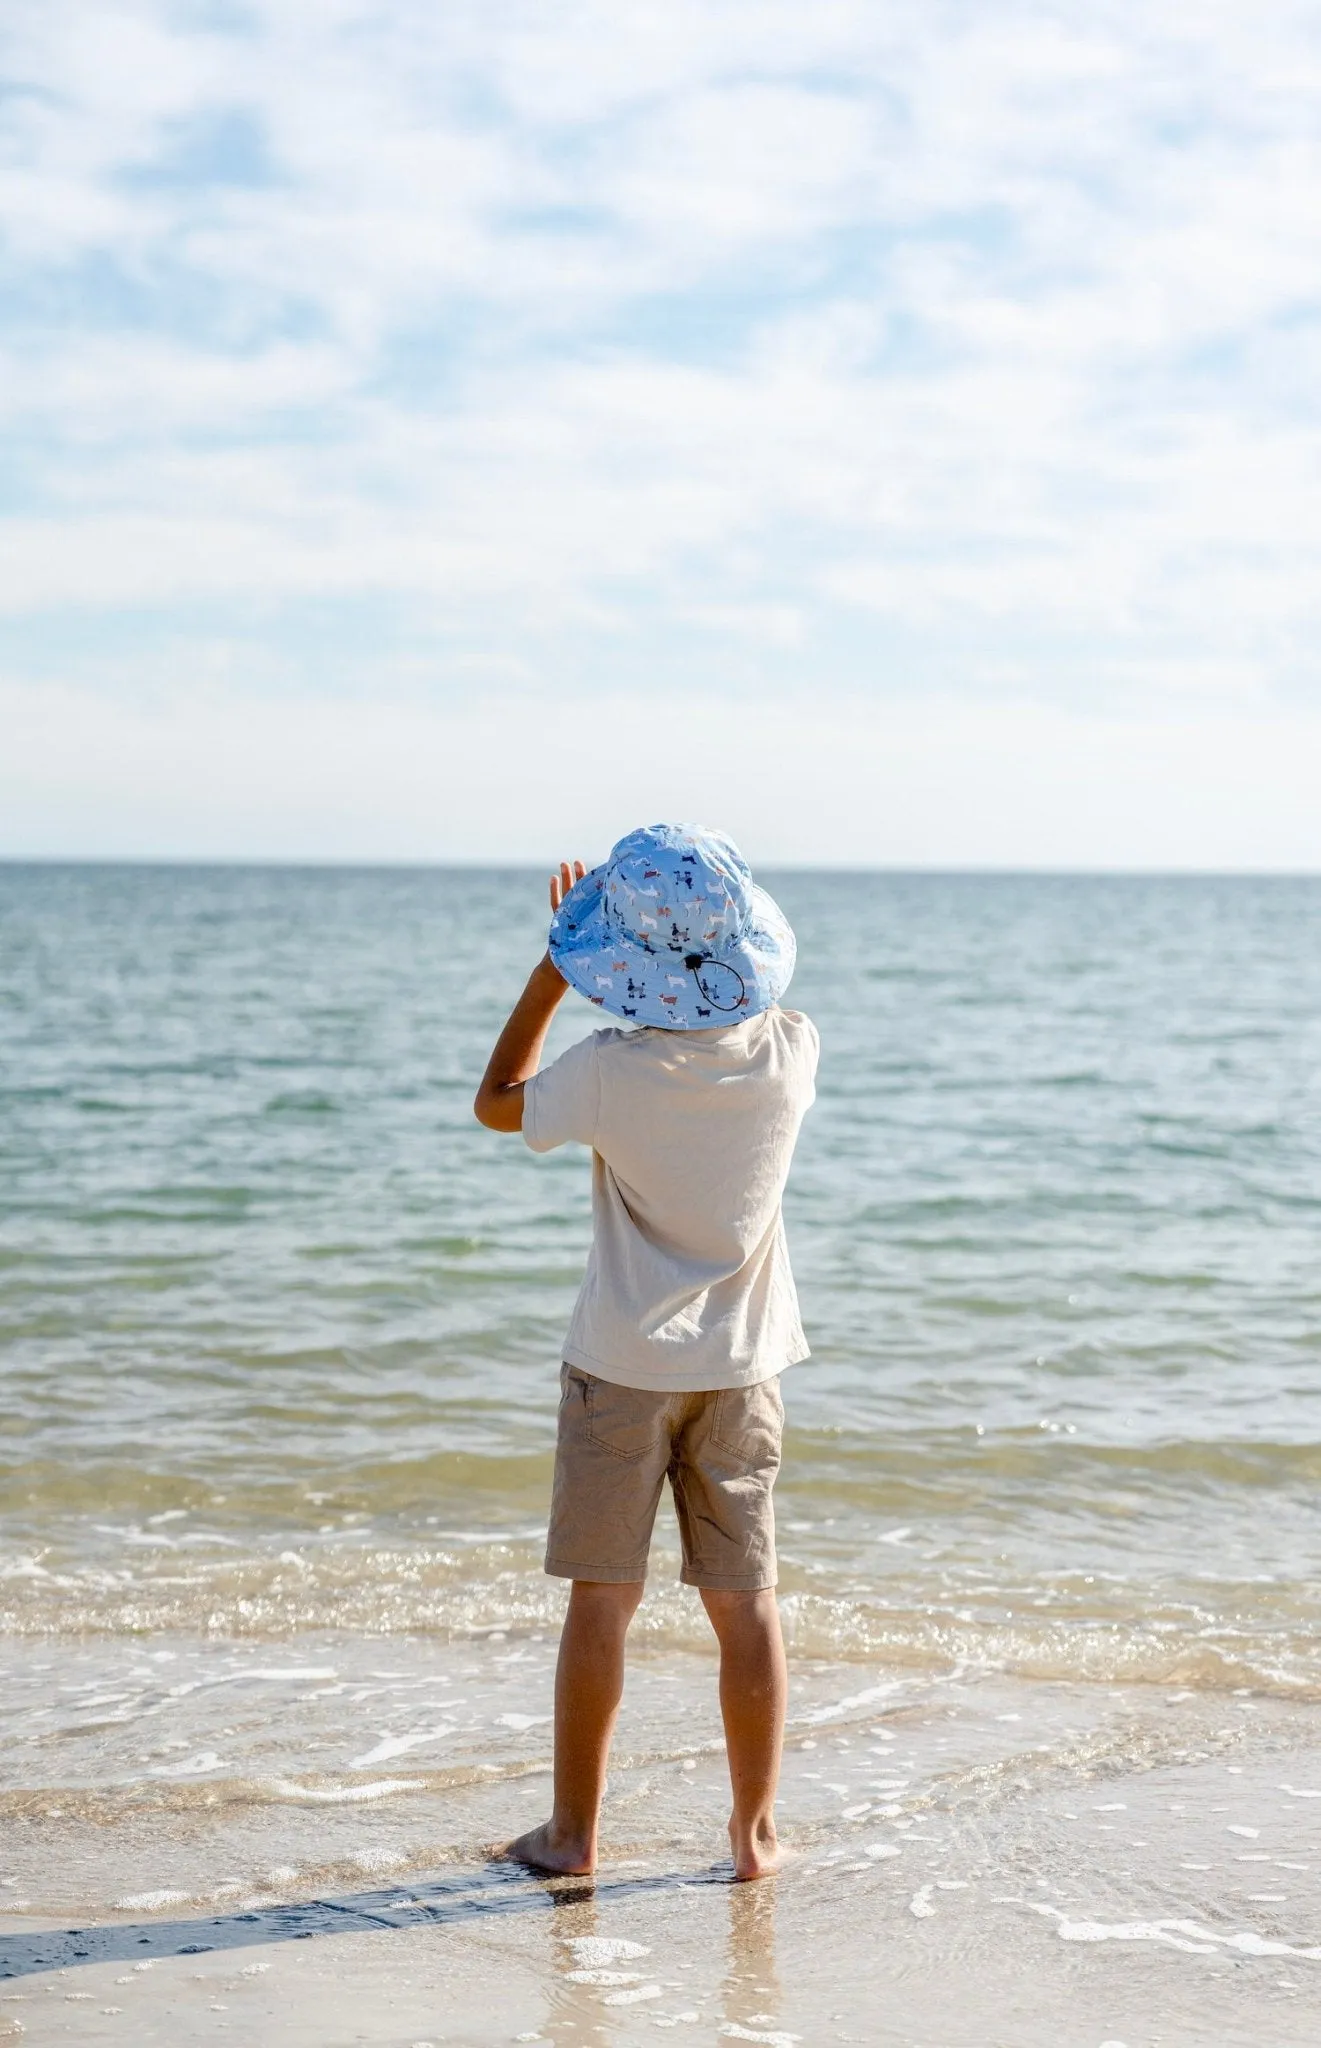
[
  {"x1": 700, "y1": 1587, "x2": 787, "y2": 1880},
  {"x1": 501, "y1": 1578, "x2": 644, "y2": 1875}
]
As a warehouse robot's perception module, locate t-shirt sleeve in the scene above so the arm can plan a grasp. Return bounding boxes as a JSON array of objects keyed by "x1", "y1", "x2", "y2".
[{"x1": 522, "y1": 1031, "x2": 602, "y2": 1153}]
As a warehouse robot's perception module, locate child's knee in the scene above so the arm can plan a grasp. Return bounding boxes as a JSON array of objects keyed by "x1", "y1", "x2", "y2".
[
  {"x1": 700, "y1": 1585, "x2": 778, "y2": 1633},
  {"x1": 569, "y1": 1576, "x2": 646, "y2": 1626}
]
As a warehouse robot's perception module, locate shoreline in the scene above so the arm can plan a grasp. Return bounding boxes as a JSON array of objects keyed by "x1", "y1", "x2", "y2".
[{"x1": 4, "y1": 1643, "x2": 1320, "y2": 2044}]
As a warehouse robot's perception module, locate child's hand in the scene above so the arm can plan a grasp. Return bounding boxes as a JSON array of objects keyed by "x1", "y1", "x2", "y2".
[{"x1": 549, "y1": 860, "x2": 587, "y2": 913}]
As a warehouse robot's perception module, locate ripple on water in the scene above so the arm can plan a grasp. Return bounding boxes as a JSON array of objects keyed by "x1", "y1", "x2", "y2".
[{"x1": 2, "y1": 870, "x2": 1321, "y2": 1710}]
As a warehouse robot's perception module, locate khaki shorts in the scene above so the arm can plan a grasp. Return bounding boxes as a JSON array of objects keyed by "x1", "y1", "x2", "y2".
[{"x1": 546, "y1": 1364, "x2": 783, "y2": 1590}]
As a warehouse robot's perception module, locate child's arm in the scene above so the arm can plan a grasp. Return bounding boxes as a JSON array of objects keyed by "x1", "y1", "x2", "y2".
[{"x1": 473, "y1": 860, "x2": 585, "y2": 1133}]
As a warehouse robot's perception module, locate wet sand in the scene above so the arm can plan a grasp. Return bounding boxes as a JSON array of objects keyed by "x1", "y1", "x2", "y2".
[{"x1": 4, "y1": 1641, "x2": 1320, "y2": 2046}]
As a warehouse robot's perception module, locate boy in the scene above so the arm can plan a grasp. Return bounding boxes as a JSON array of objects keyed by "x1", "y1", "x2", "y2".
[{"x1": 473, "y1": 823, "x2": 818, "y2": 1880}]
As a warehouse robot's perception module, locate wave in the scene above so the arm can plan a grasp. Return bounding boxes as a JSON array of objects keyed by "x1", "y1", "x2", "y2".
[
  {"x1": 0, "y1": 1762, "x2": 527, "y2": 1828},
  {"x1": 3, "y1": 1547, "x2": 1317, "y2": 1701}
]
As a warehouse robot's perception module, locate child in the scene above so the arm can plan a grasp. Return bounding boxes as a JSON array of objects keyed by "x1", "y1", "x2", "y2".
[{"x1": 473, "y1": 823, "x2": 818, "y2": 1880}]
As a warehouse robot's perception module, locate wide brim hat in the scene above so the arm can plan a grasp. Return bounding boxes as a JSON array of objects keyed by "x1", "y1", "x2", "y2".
[{"x1": 549, "y1": 822, "x2": 795, "y2": 1030}]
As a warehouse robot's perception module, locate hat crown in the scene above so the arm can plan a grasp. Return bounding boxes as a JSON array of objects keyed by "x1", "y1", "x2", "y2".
[
  {"x1": 548, "y1": 819, "x2": 793, "y2": 1029},
  {"x1": 604, "y1": 825, "x2": 751, "y2": 957}
]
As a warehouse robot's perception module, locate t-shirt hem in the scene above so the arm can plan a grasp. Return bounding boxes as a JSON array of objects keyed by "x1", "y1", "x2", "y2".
[{"x1": 561, "y1": 1338, "x2": 810, "y2": 1393}]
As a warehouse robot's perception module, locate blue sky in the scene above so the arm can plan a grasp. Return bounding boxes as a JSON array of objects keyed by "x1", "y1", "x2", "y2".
[{"x1": 3, "y1": 0, "x2": 1320, "y2": 866}]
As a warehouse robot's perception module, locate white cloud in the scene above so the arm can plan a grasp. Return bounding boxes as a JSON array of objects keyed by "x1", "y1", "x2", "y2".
[{"x1": 2, "y1": 0, "x2": 1320, "y2": 859}]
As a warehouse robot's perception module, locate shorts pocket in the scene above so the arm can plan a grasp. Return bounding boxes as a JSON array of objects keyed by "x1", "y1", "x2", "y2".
[
  {"x1": 583, "y1": 1373, "x2": 668, "y2": 1462},
  {"x1": 710, "y1": 1377, "x2": 784, "y2": 1466}
]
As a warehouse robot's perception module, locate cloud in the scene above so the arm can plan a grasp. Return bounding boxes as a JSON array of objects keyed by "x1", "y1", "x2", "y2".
[{"x1": 2, "y1": 1, "x2": 1320, "y2": 858}]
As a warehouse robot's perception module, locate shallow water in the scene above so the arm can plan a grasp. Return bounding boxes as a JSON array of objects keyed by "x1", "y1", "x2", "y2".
[
  {"x1": 2, "y1": 864, "x2": 1320, "y2": 2036},
  {"x1": 4, "y1": 866, "x2": 1320, "y2": 1679}
]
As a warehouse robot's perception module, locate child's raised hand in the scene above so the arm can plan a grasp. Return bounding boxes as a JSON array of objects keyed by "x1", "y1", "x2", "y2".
[{"x1": 549, "y1": 860, "x2": 587, "y2": 914}]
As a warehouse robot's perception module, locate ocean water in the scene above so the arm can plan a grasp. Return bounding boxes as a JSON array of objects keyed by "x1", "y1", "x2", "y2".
[{"x1": 3, "y1": 864, "x2": 1320, "y2": 2044}]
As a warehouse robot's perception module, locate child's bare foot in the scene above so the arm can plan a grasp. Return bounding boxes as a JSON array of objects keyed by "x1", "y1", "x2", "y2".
[
  {"x1": 497, "y1": 1820, "x2": 595, "y2": 1876},
  {"x1": 728, "y1": 1816, "x2": 789, "y2": 1880}
]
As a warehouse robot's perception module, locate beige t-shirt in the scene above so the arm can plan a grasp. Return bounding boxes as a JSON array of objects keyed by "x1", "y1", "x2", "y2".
[{"x1": 523, "y1": 1006, "x2": 819, "y2": 1391}]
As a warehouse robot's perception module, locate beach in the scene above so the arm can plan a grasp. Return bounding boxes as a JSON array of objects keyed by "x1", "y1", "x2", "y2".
[
  {"x1": 3, "y1": 864, "x2": 1320, "y2": 2042},
  {"x1": 4, "y1": 1637, "x2": 1321, "y2": 2044}
]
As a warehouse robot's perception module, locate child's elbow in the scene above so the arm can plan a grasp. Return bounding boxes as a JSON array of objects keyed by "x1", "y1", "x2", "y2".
[{"x1": 473, "y1": 1084, "x2": 522, "y2": 1132}]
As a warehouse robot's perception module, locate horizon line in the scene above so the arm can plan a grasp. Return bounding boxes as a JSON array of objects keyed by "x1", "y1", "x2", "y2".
[{"x1": 3, "y1": 856, "x2": 1320, "y2": 881}]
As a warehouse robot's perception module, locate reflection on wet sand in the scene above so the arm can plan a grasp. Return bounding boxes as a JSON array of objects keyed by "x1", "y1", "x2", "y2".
[
  {"x1": 523, "y1": 1867, "x2": 788, "y2": 2041},
  {"x1": 539, "y1": 1880, "x2": 653, "y2": 2040},
  {"x1": 722, "y1": 1876, "x2": 786, "y2": 2039},
  {"x1": 546, "y1": 1881, "x2": 602, "y2": 2038}
]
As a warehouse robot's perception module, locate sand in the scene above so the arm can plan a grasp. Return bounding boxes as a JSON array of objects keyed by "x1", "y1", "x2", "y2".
[{"x1": 4, "y1": 1651, "x2": 1320, "y2": 2047}]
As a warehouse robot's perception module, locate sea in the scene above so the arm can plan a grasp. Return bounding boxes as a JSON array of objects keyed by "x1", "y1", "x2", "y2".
[{"x1": 2, "y1": 864, "x2": 1319, "y2": 2047}]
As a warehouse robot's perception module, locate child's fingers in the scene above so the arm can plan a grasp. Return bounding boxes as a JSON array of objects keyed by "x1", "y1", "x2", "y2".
[{"x1": 549, "y1": 859, "x2": 586, "y2": 916}]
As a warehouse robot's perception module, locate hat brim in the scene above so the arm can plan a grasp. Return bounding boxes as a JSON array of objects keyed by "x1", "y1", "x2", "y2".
[{"x1": 549, "y1": 869, "x2": 795, "y2": 1030}]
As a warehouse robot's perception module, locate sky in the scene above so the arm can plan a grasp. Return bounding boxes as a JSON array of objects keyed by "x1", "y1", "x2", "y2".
[{"x1": 3, "y1": 0, "x2": 1321, "y2": 868}]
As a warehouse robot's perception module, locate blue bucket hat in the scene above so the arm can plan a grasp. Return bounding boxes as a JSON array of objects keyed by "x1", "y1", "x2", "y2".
[{"x1": 549, "y1": 823, "x2": 795, "y2": 1030}]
